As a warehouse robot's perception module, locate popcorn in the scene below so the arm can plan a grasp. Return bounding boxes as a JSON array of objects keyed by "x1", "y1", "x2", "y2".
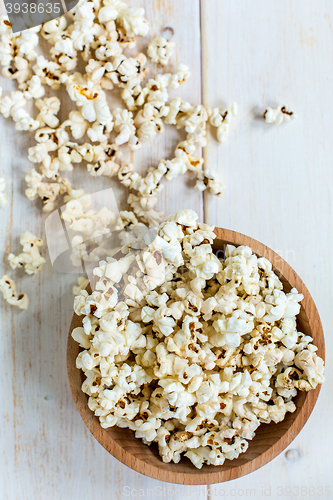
[
  {"x1": 0, "y1": 275, "x2": 29, "y2": 309},
  {"x1": 195, "y1": 168, "x2": 224, "y2": 196},
  {"x1": 3, "y1": 56, "x2": 31, "y2": 84},
  {"x1": 72, "y1": 210, "x2": 325, "y2": 469},
  {"x1": 98, "y1": 6, "x2": 118, "y2": 24},
  {"x1": 0, "y1": 90, "x2": 40, "y2": 131},
  {"x1": 60, "y1": 193, "x2": 120, "y2": 268},
  {"x1": 35, "y1": 97, "x2": 61, "y2": 128},
  {"x1": 209, "y1": 102, "x2": 238, "y2": 143},
  {"x1": 33, "y1": 56, "x2": 62, "y2": 89},
  {"x1": 8, "y1": 231, "x2": 46, "y2": 275},
  {"x1": 0, "y1": 176, "x2": 7, "y2": 207},
  {"x1": 63, "y1": 111, "x2": 89, "y2": 140},
  {"x1": 263, "y1": 288, "x2": 303, "y2": 324},
  {"x1": 115, "y1": 3, "x2": 149, "y2": 37},
  {"x1": 170, "y1": 63, "x2": 191, "y2": 89},
  {"x1": 0, "y1": 34, "x2": 13, "y2": 67},
  {"x1": 25, "y1": 169, "x2": 73, "y2": 212},
  {"x1": 113, "y1": 108, "x2": 138, "y2": 147},
  {"x1": 295, "y1": 349, "x2": 325, "y2": 388},
  {"x1": 73, "y1": 276, "x2": 90, "y2": 295},
  {"x1": 263, "y1": 105, "x2": 296, "y2": 125},
  {"x1": 121, "y1": 80, "x2": 147, "y2": 110},
  {"x1": 135, "y1": 103, "x2": 164, "y2": 143},
  {"x1": 148, "y1": 37, "x2": 175, "y2": 66},
  {"x1": 22, "y1": 75, "x2": 45, "y2": 100},
  {"x1": 15, "y1": 30, "x2": 40, "y2": 60},
  {"x1": 41, "y1": 17, "x2": 68, "y2": 44},
  {"x1": 65, "y1": 74, "x2": 113, "y2": 125}
]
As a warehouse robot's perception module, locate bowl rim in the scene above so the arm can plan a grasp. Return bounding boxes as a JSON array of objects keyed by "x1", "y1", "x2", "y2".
[{"x1": 67, "y1": 226, "x2": 325, "y2": 484}]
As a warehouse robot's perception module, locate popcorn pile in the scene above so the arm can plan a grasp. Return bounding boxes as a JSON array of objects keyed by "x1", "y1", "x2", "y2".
[
  {"x1": 72, "y1": 209, "x2": 324, "y2": 469},
  {"x1": 0, "y1": 1, "x2": 239, "y2": 228}
]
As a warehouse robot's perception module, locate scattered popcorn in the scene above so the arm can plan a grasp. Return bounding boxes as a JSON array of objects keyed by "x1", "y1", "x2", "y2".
[
  {"x1": 0, "y1": 0, "x2": 238, "y2": 232},
  {"x1": 8, "y1": 231, "x2": 46, "y2": 275},
  {"x1": 0, "y1": 275, "x2": 29, "y2": 309},
  {"x1": 72, "y1": 210, "x2": 325, "y2": 469},
  {"x1": 263, "y1": 105, "x2": 296, "y2": 125},
  {"x1": 0, "y1": 176, "x2": 7, "y2": 207}
]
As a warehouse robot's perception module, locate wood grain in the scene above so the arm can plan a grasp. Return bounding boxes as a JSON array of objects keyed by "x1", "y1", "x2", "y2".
[{"x1": 67, "y1": 227, "x2": 324, "y2": 485}]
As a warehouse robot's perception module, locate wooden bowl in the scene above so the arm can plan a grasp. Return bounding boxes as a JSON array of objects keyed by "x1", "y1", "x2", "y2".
[{"x1": 67, "y1": 227, "x2": 325, "y2": 484}]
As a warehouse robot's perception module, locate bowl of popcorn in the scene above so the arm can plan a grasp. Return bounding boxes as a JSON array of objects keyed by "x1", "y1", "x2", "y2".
[{"x1": 67, "y1": 210, "x2": 325, "y2": 484}]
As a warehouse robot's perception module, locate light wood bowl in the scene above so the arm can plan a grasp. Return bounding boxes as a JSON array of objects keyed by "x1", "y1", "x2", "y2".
[{"x1": 67, "y1": 227, "x2": 325, "y2": 484}]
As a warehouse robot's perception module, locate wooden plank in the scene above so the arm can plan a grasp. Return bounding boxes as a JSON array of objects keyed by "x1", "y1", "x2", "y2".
[
  {"x1": 134, "y1": 0, "x2": 204, "y2": 223},
  {"x1": 201, "y1": 0, "x2": 333, "y2": 497},
  {"x1": 0, "y1": 1, "x2": 206, "y2": 499}
]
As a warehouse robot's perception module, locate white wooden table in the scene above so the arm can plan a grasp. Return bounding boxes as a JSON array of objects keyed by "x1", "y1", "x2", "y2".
[{"x1": 0, "y1": 1, "x2": 332, "y2": 499}]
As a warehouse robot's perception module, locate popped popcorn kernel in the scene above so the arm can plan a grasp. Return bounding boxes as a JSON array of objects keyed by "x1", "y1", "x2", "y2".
[
  {"x1": 148, "y1": 36, "x2": 175, "y2": 66},
  {"x1": 263, "y1": 105, "x2": 296, "y2": 125},
  {"x1": 0, "y1": 275, "x2": 29, "y2": 309},
  {"x1": 8, "y1": 231, "x2": 46, "y2": 275}
]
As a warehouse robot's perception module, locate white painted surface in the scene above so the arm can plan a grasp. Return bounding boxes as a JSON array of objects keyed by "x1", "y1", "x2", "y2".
[
  {"x1": 0, "y1": 0, "x2": 332, "y2": 499},
  {"x1": 202, "y1": 1, "x2": 333, "y2": 499}
]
